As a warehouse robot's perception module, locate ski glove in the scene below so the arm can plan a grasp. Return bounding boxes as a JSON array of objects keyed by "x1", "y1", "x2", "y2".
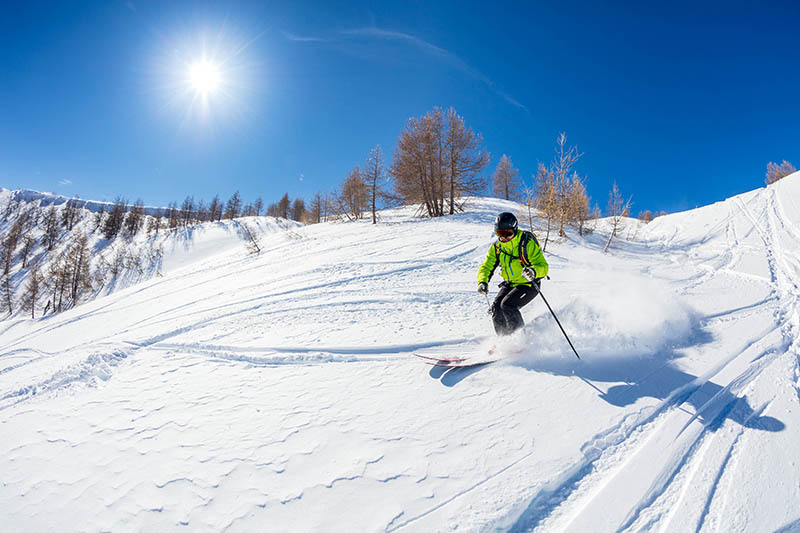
[
  {"x1": 522, "y1": 267, "x2": 537, "y2": 282},
  {"x1": 477, "y1": 282, "x2": 488, "y2": 295}
]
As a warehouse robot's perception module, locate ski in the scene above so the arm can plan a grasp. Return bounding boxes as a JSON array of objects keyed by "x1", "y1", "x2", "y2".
[
  {"x1": 433, "y1": 358, "x2": 497, "y2": 368},
  {"x1": 413, "y1": 353, "x2": 470, "y2": 364},
  {"x1": 414, "y1": 349, "x2": 499, "y2": 368}
]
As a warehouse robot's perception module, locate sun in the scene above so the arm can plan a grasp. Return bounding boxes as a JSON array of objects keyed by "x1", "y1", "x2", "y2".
[
  {"x1": 153, "y1": 27, "x2": 256, "y2": 127},
  {"x1": 187, "y1": 59, "x2": 222, "y2": 96}
]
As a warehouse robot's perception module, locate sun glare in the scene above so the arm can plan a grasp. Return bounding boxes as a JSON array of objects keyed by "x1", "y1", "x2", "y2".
[
  {"x1": 188, "y1": 60, "x2": 222, "y2": 95},
  {"x1": 154, "y1": 27, "x2": 256, "y2": 127}
]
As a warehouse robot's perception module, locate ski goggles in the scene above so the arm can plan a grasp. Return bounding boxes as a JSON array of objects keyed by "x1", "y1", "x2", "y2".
[{"x1": 495, "y1": 228, "x2": 515, "y2": 240}]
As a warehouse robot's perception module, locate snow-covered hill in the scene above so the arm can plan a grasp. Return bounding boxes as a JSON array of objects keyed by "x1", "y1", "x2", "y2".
[
  {"x1": 1, "y1": 176, "x2": 799, "y2": 531},
  {"x1": 0, "y1": 188, "x2": 301, "y2": 317}
]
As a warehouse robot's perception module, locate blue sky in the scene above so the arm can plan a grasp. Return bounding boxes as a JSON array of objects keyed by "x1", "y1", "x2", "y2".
[{"x1": 1, "y1": 1, "x2": 798, "y2": 215}]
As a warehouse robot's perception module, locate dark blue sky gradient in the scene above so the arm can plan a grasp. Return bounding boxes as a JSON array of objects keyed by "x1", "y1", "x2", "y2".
[{"x1": 1, "y1": 1, "x2": 798, "y2": 214}]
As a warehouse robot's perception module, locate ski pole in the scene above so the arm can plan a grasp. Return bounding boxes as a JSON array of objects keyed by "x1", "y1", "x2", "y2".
[
  {"x1": 484, "y1": 292, "x2": 491, "y2": 314},
  {"x1": 537, "y1": 288, "x2": 581, "y2": 360}
]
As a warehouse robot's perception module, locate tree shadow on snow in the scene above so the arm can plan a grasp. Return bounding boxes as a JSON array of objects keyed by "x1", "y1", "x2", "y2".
[{"x1": 517, "y1": 327, "x2": 785, "y2": 433}]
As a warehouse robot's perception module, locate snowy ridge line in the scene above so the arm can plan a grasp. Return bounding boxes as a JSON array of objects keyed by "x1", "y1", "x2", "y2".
[{"x1": 2, "y1": 188, "x2": 165, "y2": 216}]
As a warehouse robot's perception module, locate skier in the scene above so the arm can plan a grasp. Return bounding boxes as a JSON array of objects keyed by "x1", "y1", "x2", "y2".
[{"x1": 477, "y1": 212, "x2": 549, "y2": 336}]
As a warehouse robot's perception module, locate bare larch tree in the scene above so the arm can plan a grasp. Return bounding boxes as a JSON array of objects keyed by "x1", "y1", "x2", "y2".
[
  {"x1": 390, "y1": 107, "x2": 488, "y2": 217},
  {"x1": 765, "y1": 160, "x2": 797, "y2": 185},
  {"x1": 21, "y1": 262, "x2": 44, "y2": 318},
  {"x1": 492, "y1": 154, "x2": 521, "y2": 201},
  {"x1": 364, "y1": 145, "x2": 389, "y2": 224},
  {"x1": 604, "y1": 181, "x2": 632, "y2": 253},
  {"x1": 224, "y1": 191, "x2": 242, "y2": 219}
]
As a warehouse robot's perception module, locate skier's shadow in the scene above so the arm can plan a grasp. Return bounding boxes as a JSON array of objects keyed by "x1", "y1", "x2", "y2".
[
  {"x1": 518, "y1": 331, "x2": 784, "y2": 432},
  {"x1": 429, "y1": 363, "x2": 493, "y2": 387}
]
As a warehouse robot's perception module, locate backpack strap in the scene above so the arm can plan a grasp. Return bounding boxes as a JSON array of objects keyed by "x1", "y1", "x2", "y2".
[
  {"x1": 491, "y1": 241, "x2": 501, "y2": 273},
  {"x1": 518, "y1": 231, "x2": 532, "y2": 267}
]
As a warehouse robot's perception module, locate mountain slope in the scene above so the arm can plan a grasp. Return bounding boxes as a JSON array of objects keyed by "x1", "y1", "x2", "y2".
[{"x1": 1, "y1": 179, "x2": 799, "y2": 531}]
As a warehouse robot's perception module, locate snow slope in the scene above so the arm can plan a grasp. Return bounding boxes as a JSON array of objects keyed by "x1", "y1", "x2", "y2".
[{"x1": 2, "y1": 176, "x2": 800, "y2": 532}]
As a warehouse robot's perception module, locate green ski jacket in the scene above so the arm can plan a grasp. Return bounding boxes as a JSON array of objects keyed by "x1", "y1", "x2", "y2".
[{"x1": 477, "y1": 230, "x2": 549, "y2": 287}]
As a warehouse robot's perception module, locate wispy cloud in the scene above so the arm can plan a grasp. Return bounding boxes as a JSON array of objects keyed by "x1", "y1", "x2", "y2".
[
  {"x1": 59, "y1": 178, "x2": 72, "y2": 185},
  {"x1": 281, "y1": 30, "x2": 328, "y2": 43},
  {"x1": 341, "y1": 27, "x2": 450, "y2": 58},
  {"x1": 282, "y1": 26, "x2": 526, "y2": 111},
  {"x1": 343, "y1": 26, "x2": 527, "y2": 112}
]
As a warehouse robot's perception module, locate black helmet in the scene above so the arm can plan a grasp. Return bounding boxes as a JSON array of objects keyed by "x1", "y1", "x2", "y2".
[
  {"x1": 494, "y1": 212, "x2": 518, "y2": 240},
  {"x1": 494, "y1": 212, "x2": 518, "y2": 231}
]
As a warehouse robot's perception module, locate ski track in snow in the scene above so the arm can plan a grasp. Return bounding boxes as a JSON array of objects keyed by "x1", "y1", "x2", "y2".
[
  {"x1": 499, "y1": 182, "x2": 800, "y2": 532},
  {"x1": 3, "y1": 184, "x2": 800, "y2": 531}
]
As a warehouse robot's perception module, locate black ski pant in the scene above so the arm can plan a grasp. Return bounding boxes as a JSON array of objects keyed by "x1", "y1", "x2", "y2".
[{"x1": 491, "y1": 281, "x2": 539, "y2": 336}]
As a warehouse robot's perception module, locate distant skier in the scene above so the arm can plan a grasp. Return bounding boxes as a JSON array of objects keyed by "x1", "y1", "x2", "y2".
[{"x1": 477, "y1": 212, "x2": 549, "y2": 336}]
